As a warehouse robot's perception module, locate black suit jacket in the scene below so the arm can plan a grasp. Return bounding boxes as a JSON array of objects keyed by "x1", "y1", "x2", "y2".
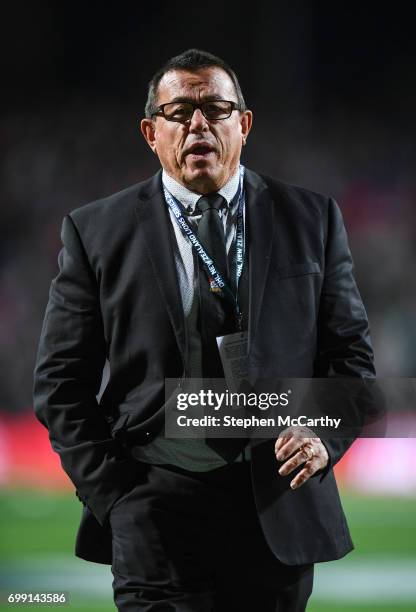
[{"x1": 33, "y1": 168, "x2": 375, "y2": 566}]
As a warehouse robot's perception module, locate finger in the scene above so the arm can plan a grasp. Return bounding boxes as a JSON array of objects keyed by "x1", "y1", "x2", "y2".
[
  {"x1": 303, "y1": 441, "x2": 328, "y2": 467},
  {"x1": 275, "y1": 437, "x2": 285, "y2": 452},
  {"x1": 275, "y1": 435, "x2": 291, "y2": 453},
  {"x1": 290, "y1": 460, "x2": 318, "y2": 489},
  {"x1": 275, "y1": 436, "x2": 305, "y2": 461},
  {"x1": 278, "y1": 446, "x2": 312, "y2": 476},
  {"x1": 275, "y1": 429, "x2": 294, "y2": 453},
  {"x1": 274, "y1": 427, "x2": 296, "y2": 453}
]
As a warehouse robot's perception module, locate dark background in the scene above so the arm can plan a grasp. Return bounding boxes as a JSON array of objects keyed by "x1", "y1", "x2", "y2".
[{"x1": 1, "y1": 2, "x2": 415, "y2": 410}]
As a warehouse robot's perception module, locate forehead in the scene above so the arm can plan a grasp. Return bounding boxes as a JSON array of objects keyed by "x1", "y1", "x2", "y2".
[{"x1": 156, "y1": 67, "x2": 237, "y2": 103}]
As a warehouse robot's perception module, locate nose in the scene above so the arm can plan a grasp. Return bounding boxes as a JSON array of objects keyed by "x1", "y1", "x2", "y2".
[{"x1": 189, "y1": 107, "x2": 209, "y2": 133}]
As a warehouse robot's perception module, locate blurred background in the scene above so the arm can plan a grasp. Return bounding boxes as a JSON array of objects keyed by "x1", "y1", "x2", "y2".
[{"x1": 0, "y1": 2, "x2": 415, "y2": 610}]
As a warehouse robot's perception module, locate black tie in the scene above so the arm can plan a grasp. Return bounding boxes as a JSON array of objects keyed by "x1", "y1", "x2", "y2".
[
  {"x1": 195, "y1": 193, "x2": 229, "y2": 282},
  {"x1": 195, "y1": 193, "x2": 248, "y2": 461},
  {"x1": 195, "y1": 194, "x2": 234, "y2": 378}
]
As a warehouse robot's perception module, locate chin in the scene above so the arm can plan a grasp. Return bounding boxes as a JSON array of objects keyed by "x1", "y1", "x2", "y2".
[{"x1": 184, "y1": 166, "x2": 221, "y2": 191}]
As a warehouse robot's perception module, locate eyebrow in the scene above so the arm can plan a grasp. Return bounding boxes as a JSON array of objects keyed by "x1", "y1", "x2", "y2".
[{"x1": 162, "y1": 95, "x2": 225, "y2": 104}]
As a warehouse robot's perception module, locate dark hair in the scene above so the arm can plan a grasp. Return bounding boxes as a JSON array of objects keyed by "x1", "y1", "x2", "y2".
[{"x1": 144, "y1": 48, "x2": 247, "y2": 118}]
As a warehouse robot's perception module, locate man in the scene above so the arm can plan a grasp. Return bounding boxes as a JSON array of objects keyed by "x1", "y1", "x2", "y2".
[{"x1": 34, "y1": 49, "x2": 375, "y2": 611}]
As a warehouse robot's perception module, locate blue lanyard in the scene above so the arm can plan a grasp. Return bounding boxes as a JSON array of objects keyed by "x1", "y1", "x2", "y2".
[{"x1": 163, "y1": 165, "x2": 246, "y2": 330}]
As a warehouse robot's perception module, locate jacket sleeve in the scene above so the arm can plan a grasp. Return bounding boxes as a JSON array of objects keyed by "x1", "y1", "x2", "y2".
[
  {"x1": 33, "y1": 214, "x2": 138, "y2": 526},
  {"x1": 315, "y1": 197, "x2": 377, "y2": 475}
]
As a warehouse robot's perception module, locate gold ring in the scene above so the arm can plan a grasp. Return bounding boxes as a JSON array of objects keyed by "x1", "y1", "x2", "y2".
[{"x1": 301, "y1": 444, "x2": 314, "y2": 461}]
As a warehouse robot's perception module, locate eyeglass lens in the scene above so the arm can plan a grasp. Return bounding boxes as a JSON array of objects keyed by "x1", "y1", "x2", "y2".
[{"x1": 161, "y1": 101, "x2": 234, "y2": 121}]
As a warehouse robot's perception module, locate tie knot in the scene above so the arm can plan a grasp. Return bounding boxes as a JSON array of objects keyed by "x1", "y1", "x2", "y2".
[{"x1": 196, "y1": 193, "x2": 226, "y2": 214}]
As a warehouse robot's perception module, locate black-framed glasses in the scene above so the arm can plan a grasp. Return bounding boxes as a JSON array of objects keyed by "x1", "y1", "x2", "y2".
[{"x1": 151, "y1": 100, "x2": 242, "y2": 123}]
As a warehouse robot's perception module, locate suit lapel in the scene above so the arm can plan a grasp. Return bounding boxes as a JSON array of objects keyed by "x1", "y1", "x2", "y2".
[
  {"x1": 134, "y1": 168, "x2": 275, "y2": 365},
  {"x1": 135, "y1": 171, "x2": 187, "y2": 364},
  {"x1": 244, "y1": 169, "x2": 276, "y2": 351}
]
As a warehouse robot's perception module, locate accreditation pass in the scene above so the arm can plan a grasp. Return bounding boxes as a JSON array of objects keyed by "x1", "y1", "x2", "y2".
[{"x1": 216, "y1": 331, "x2": 249, "y2": 392}]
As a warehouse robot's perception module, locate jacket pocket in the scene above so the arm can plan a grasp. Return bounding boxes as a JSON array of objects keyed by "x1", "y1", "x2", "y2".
[{"x1": 276, "y1": 261, "x2": 321, "y2": 279}]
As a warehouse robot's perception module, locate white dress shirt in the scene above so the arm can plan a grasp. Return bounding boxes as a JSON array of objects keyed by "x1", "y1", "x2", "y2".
[{"x1": 131, "y1": 166, "x2": 250, "y2": 470}]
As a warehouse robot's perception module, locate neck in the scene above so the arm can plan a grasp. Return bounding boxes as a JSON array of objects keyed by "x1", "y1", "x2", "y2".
[{"x1": 163, "y1": 165, "x2": 240, "y2": 195}]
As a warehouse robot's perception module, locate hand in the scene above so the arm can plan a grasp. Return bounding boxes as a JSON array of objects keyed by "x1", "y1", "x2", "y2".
[{"x1": 274, "y1": 426, "x2": 329, "y2": 489}]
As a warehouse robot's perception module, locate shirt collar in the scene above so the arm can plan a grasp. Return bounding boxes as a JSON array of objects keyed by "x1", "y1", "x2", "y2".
[{"x1": 162, "y1": 166, "x2": 241, "y2": 214}]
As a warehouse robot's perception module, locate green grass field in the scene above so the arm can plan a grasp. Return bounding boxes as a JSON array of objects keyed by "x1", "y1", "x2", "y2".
[{"x1": 0, "y1": 488, "x2": 415, "y2": 611}]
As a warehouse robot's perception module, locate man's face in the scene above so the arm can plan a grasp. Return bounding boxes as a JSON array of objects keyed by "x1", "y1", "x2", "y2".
[{"x1": 141, "y1": 67, "x2": 253, "y2": 193}]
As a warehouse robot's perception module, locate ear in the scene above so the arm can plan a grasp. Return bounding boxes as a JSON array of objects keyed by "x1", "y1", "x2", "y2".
[
  {"x1": 140, "y1": 118, "x2": 158, "y2": 154},
  {"x1": 240, "y1": 110, "x2": 253, "y2": 145}
]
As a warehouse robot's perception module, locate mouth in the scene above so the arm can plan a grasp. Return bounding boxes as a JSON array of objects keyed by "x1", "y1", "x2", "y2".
[{"x1": 184, "y1": 142, "x2": 217, "y2": 159}]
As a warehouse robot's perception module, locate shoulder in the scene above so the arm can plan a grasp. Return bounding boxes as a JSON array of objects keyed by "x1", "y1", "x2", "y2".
[
  {"x1": 67, "y1": 171, "x2": 162, "y2": 232},
  {"x1": 244, "y1": 167, "x2": 334, "y2": 218}
]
